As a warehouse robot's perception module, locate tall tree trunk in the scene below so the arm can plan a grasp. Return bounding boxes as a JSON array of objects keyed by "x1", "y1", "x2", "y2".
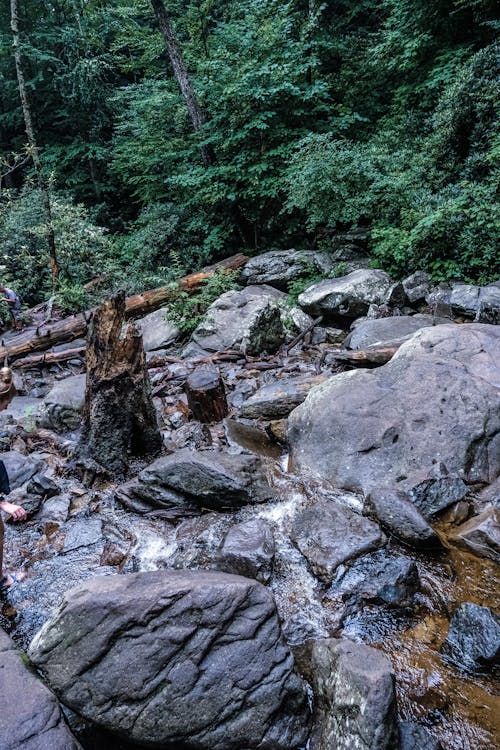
[
  {"x1": 10, "y1": 0, "x2": 59, "y2": 283},
  {"x1": 150, "y1": 0, "x2": 215, "y2": 167}
]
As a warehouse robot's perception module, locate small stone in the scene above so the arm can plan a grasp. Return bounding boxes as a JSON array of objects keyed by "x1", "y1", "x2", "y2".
[{"x1": 441, "y1": 602, "x2": 500, "y2": 670}]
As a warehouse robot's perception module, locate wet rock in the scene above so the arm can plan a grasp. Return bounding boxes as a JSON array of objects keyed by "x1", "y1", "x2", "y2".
[
  {"x1": 117, "y1": 449, "x2": 276, "y2": 512},
  {"x1": 241, "y1": 249, "x2": 333, "y2": 289},
  {"x1": 329, "y1": 550, "x2": 420, "y2": 609},
  {"x1": 136, "y1": 307, "x2": 179, "y2": 351},
  {"x1": 288, "y1": 324, "x2": 500, "y2": 493},
  {"x1": 0, "y1": 450, "x2": 44, "y2": 489},
  {"x1": 40, "y1": 374, "x2": 86, "y2": 433},
  {"x1": 402, "y1": 271, "x2": 432, "y2": 305},
  {"x1": 216, "y1": 518, "x2": 275, "y2": 583},
  {"x1": 62, "y1": 517, "x2": 103, "y2": 553},
  {"x1": 298, "y1": 269, "x2": 393, "y2": 319},
  {"x1": 441, "y1": 602, "x2": 500, "y2": 670},
  {"x1": 449, "y1": 506, "x2": 500, "y2": 563},
  {"x1": 0, "y1": 627, "x2": 81, "y2": 750},
  {"x1": 343, "y1": 314, "x2": 450, "y2": 350},
  {"x1": 163, "y1": 421, "x2": 213, "y2": 451},
  {"x1": 404, "y1": 467, "x2": 468, "y2": 519},
  {"x1": 399, "y1": 721, "x2": 442, "y2": 750},
  {"x1": 184, "y1": 285, "x2": 286, "y2": 357},
  {"x1": 29, "y1": 570, "x2": 311, "y2": 750},
  {"x1": 36, "y1": 493, "x2": 71, "y2": 523},
  {"x1": 364, "y1": 488, "x2": 442, "y2": 549},
  {"x1": 300, "y1": 637, "x2": 397, "y2": 750},
  {"x1": 238, "y1": 374, "x2": 329, "y2": 419},
  {"x1": 474, "y1": 477, "x2": 500, "y2": 513},
  {"x1": 0, "y1": 396, "x2": 43, "y2": 428},
  {"x1": 291, "y1": 499, "x2": 385, "y2": 584}
]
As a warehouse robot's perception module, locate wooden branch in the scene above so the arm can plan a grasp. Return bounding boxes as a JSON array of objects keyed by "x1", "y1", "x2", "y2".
[
  {"x1": 0, "y1": 253, "x2": 248, "y2": 364},
  {"x1": 285, "y1": 316, "x2": 323, "y2": 354},
  {"x1": 12, "y1": 346, "x2": 86, "y2": 369}
]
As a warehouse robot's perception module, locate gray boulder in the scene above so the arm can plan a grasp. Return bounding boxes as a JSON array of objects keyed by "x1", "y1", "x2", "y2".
[
  {"x1": 290, "y1": 499, "x2": 385, "y2": 584},
  {"x1": 0, "y1": 450, "x2": 44, "y2": 490},
  {"x1": 343, "y1": 314, "x2": 449, "y2": 350},
  {"x1": 216, "y1": 518, "x2": 275, "y2": 583},
  {"x1": 404, "y1": 467, "x2": 468, "y2": 518},
  {"x1": 399, "y1": 722, "x2": 442, "y2": 750},
  {"x1": 0, "y1": 396, "x2": 43, "y2": 428},
  {"x1": 238, "y1": 374, "x2": 329, "y2": 419},
  {"x1": 0, "y1": 628, "x2": 80, "y2": 750},
  {"x1": 288, "y1": 324, "x2": 500, "y2": 494},
  {"x1": 185, "y1": 285, "x2": 286, "y2": 357},
  {"x1": 298, "y1": 269, "x2": 393, "y2": 319},
  {"x1": 116, "y1": 448, "x2": 276, "y2": 512},
  {"x1": 449, "y1": 506, "x2": 500, "y2": 563},
  {"x1": 136, "y1": 307, "x2": 180, "y2": 351},
  {"x1": 402, "y1": 271, "x2": 432, "y2": 305},
  {"x1": 301, "y1": 638, "x2": 397, "y2": 750},
  {"x1": 428, "y1": 281, "x2": 500, "y2": 322},
  {"x1": 40, "y1": 374, "x2": 86, "y2": 432},
  {"x1": 241, "y1": 249, "x2": 333, "y2": 289},
  {"x1": 29, "y1": 570, "x2": 310, "y2": 750},
  {"x1": 441, "y1": 602, "x2": 500, "y2": 670},
  {"x1": 364, "y1": 488, "x2": 442, "y2": 549}
]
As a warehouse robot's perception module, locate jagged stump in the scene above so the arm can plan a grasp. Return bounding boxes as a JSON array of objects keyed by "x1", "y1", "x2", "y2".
[
  {"x1": 77, "y1": 291, "x2": 161, "y2": 475},
  {"x1": 185, "y1": 367, "x2": 228, "y2": 423}
]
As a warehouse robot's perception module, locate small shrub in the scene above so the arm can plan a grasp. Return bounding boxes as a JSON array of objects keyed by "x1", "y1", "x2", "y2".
[{"x1": 165, "y1": 269, "x2": 240, "y2": 335}]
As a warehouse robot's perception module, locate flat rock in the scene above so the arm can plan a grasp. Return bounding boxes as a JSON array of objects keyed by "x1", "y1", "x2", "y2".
[
  {"x1": 0, "y1": 450, "x2": 44, "y2": 490},
  {"x1": 238, "y1": 374, "x2": 329, "y2": 419},
  {"x1": 441, "y1": 602, "x2": 500, "y2": 670},
  {"x1": 298, "y1": 269, "x2": 393, "y2": 319},
  {"x1": 449, "y1": 506, "x2": 500, "y2": 563},
  {"x1": 291, "y1": 499, "x2": 385, "y2": 583},
  {"x1": 241, "y1": 249, "x2": 333, "y2": 289},
  {"x1": 300, "y1": 638, "x2": 397, "y2": 750},
  {"x1": 29, "y1": 570, "x2": 310, "y2": 750},
  {"x1": 0, "y1": 627, "x2": 80, "y2": 750},
  {"x1": 117, "y1": 448, "x2": 276, "y2": 511},
  {"x1": 364, "y1": 488, "x2": 442, "y2": 549},
  {"x1": 343, "y1": 314, "x2": 449, "y2": 350},
  {"x1": 288, "y1": 324, "x2": 500, "y2": 494}
]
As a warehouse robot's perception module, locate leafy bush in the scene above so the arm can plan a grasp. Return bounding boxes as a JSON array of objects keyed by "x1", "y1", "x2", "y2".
[{"x1": 165, "y1": 270, "x2": 240, "y2": 335}]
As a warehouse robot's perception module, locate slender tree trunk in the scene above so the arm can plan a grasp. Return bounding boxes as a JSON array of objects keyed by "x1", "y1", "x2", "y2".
[
  {"x1": 10, "y1": 0, "x2": 59, "y2": 283},
  {"x1": 150, "y1": 0, "x2": 216, "y2": 166}
]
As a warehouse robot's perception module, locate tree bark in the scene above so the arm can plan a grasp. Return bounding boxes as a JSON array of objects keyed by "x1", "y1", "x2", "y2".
[
  {"x1": 185, "y1": 367, "x2": 228, "y2": 423},
  {"x1": 0, "y1": 253, "x2": 248, "y2": 363},
  {"x1": 77, "y1": 292, "x2": 162, "y2": 476},
  {"x1": 150, "y1": 0, "x2": 215, "y2": 166},
  {"x1": 10, "y1": 0, "x2": 59, "y2": 282}
]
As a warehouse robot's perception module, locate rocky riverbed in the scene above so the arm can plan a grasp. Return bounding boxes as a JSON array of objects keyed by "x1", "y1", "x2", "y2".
[{"x1": 1, "y1": 257, "x2": 499, "y2": 750}]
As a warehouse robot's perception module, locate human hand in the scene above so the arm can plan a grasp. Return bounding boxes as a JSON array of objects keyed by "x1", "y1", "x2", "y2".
[{"x1": 0, "y1": 502, "x2": 27, "y2": 521}]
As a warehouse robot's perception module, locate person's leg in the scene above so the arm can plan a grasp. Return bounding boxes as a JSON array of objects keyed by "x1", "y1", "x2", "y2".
[{"x1": 0, "y1": 515, "x2": 4, "y2": 580}]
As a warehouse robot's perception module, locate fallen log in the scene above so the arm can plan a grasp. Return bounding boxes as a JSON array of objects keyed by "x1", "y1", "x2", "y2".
[
  {"x1": 12, "y1": 346, "x2": 86, "y2": 370},
  {"x1": 0, "y1": 253, "x2": 248, "y2": 364},
  {"x1": 334, "y1": 344, "x2": 400, "y2": 367}
]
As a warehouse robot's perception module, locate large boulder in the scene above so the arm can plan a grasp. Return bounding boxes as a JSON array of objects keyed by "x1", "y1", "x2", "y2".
[
  {"x1": 136, "y1": 307, "x2": 179, "y2": 351},
  {"x1": 428, "y1": 281, "x2": 500, "y2": 323},
  {"x1": 297, "y1": 269, "x2": 394, "y2": 319},
  {"x1": 0, "y1": 628, "x2": 80, "y2": 750},
  {"x1": 238, "y1": 374, "x2": 329, "y2": 420},
  {"x1": 300, "y1": 638, "x2": 397, "y2": 750},
  {"x1": 241, "y1": 249, "x2": 333, "y2": 289},
  {"x1": 116, "y1": 448, "x2": 276, "y2": 512},
  {"x1": 29, "y1": 570, "x2": 310, "y2": 750},
  {"x1": 343, "y1": 314, "x2": 450, "y2": 350},
  {"x1": 0, "y1": 450, "x2": 44, "y2": 490},
  {"x1": 184, "y1": 285, "x2": 286, "y2": 357},
  {"x1": 290, "y1": 499, "x2": 385, "y2": 583},
  {"x1": 288, "y1": 324, "x2": 500, "y2": 494},
  {"x1": 40, "y1": 374, "x2": 86, "y2": 432}
]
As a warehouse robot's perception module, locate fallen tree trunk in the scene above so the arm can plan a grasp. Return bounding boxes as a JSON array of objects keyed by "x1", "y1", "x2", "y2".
[
  {"x1": 12, "y1": 346, "x2": 86, "y2": 369},
  {"x1": 0, "y1": 253, "x2": 248, "y2": 364}
]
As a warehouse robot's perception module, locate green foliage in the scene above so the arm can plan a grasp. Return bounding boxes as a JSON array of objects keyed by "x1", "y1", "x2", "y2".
[{"x1": 165, "y1": 269, "x2": 240, "y2": 335}]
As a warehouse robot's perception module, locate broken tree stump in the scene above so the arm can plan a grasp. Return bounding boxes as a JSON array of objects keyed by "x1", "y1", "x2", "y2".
[
  {"x1": 185, "y1": 367, "x2": 228, "y2": 423},
  {"x1": 77, "y1": 291, "x2": 162, "y2": 475}
]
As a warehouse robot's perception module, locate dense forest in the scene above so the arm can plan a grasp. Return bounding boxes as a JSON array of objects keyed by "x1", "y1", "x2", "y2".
[{"x1": 0, "y1": 0, "x2": 498, "y2": 311}]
